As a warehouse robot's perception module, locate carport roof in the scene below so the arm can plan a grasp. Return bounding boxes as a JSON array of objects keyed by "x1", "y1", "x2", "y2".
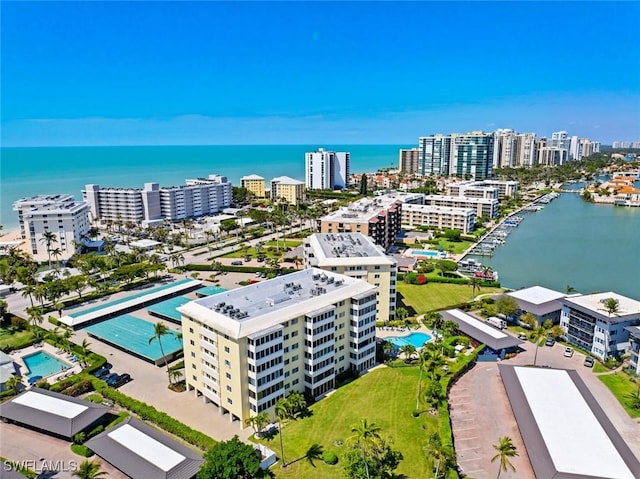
[
  {"x1": 442, "y1": 309, "x2": 522, "y2": 351},
  {"x1": 0, "y1": 388, "x2": 109, "y2": 439},
  {"x1": 85, "y1": 417, "x2": 203, "y2": 479},
  {"x1": 499, "y1": 365, "x2": 640, "y2": 479}
]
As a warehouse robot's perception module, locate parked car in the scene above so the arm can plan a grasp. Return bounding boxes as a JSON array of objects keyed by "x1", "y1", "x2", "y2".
[
  {"x1": 93, "y1": 366, "x2": 111, "y2": 379},
  {"x1": 112, "y1": 373, "x2": 131, "y2": 388},
  {"x1": 244, "y1": 256, "x2": 251, "y2": 262},
  {"x1": 545, "y1": 337, "x2": 555, "y2": 347},
  {"x1": 583, "y1": 357, "x2": 595, "y2": 367},
  {"x1": 564, "y1": 347, "x2": 574, "y2": 358},
  {"x1": 230, "y1": 260, "x2": 243, "y2": 266},
  {"x1": 104, "y1": 373, "x2": 119, "y2": 385}
]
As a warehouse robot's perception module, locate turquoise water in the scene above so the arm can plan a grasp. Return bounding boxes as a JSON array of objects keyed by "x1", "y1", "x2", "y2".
[
  {"x1": 1, "y1": 144, "x2": 406, "y2": 228},
  {"x1": 23, "y1": 351, "x2": 70, "y2": 379},
  {"x1": 196, "y1": 286, "x2": 228, "y2": 297},
  {"x1": 68, "y1": 278, "x2": 198, "y2": 318},
  {"x1": 467, "y1": 188, "x2": 640, "y2": 298},
  {"x1": 84, "y1": 314, "x2": 182, "y2": 361},
  {"x1": 387, "y1": 332, "x2": 432, "y2": 349},
  {"x1": 147, "y1": 296, "x2": 192, "y2": 322}
]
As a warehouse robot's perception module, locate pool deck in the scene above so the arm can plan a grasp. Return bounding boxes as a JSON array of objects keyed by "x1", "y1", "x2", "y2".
[
  {"x1": 9, "y1": 343, "x2": 82, "y2": 387},
  {"x1": 376, "y1": 324, "x2": 438, "y2": 340}
]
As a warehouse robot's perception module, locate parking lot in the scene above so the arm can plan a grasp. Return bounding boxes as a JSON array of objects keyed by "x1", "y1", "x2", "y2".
[{"x1": 450, "y1": 341, "x2": 640, "y2": 478}]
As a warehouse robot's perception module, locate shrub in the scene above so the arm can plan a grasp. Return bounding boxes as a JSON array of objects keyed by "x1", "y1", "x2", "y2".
[
  {"x1": 322, "y1": 451, "x2": 339, "y2": 465},
  {"x1": 48, "y1": 316, "x2": 61, "y2": 326},
  {"x1": 416, "y1": 275, "x2": 428, "y2": 285},
  {"x1": 87, "y1": 425, "x2": 104, "y2": 439},
  {"x1": 73, "y1": 432, "x2": 86, "y2": 445},
  {"x1": 70, "y1": 444, "x2": 93, "y2": 457},
  {"x1": 10, "y1": 316, "x2": 29, "y2": 330},
  {"x1": 62, "y1": 380, "x2": 93, "y2": 397}
]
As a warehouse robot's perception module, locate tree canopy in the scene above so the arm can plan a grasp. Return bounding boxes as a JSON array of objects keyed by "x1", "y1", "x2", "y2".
[{"x1": 197, "y1": 435, "x2": 265, "y2": 479}]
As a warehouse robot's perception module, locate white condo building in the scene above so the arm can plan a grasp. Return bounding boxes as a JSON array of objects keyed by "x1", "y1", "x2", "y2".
[
  {"x1": 305, "y1": 148, "x2": 350, "y2": 190},
  {"x1": 402, "y1": 204, "x2": 476, "y2": 233},
  {"x1": 179, "y1": 269, "x2": 378, "y2": 426},
  {"x1": 13, "y1": 195, "x2": 90, "y2": 261},
  {"x1": 560, "y1": 292, "x2": 640, "y2": 360},
  {"x1": 303, "y1": 233, "x2": 398, "y2": 323},
  {"x1": 422, "y1": 194, "x2": 499, "y2": 219},
  {"x1": 83, "y1": 175, "x2": 232, "y2": 225}
]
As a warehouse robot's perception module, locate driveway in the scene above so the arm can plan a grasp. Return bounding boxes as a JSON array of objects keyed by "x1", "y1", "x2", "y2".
[{"x1": 449, "y1": 341, "x2": 640, "y2": 479}]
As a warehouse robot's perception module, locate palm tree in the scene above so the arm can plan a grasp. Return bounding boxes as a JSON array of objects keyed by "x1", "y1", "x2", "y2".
[
  {"x1": 399, "y1": 344, "x2": 417, "y2": 363},
  {"x1": 71, "y1": 460, "x2": 107, "y2": 479},
  {"x1": 491, "y1": 436, "x2": 518, "y2": 478},
  {"x1": 395, "y1": 307, "x2": 408, "y2": 325},
  {"x1": 348, "y1": 419, "x2": 382, "y2": 479},
  {"x1": 602, "y1": 297, "x2": 620, "y2": 316},
  {"x1": 79, "y1": 339, "x2": 91, "y2": 367},
  {"x1": 469, "y1": 276, "x2": 482, "y2": 301},
  {"x1": 381, "y1": 340, "x2": 395, "y2": 362},
  {"x1": 149, "y1": 322, "x2": 172, "y2": 384},
  {"x1": 0, "y1": 299, "x2": 8, "y2": 319},
  {"x1": 50, "y1": 247, "x2": 63, "y2": 269},
  {"x1": 5, "y1": 375, "x2": 22, "y2": 394},
  {"x1": 245, "y1": 411, "x2": 270, "y2": 437},
  {"x1": 531, "y1": 325, "x2": 547, "y2": 366},
  {"x1": 275, "y1": 397, "x2": 291, "y2": 467},
  {"x1": 39, "y1": 230, "x2": 58, "y2": 269}
]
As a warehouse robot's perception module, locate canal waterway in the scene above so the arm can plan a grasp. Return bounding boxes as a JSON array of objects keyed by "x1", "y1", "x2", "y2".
[{"x1": 466, "y1": 186, "x2": 640, "y2": 298}]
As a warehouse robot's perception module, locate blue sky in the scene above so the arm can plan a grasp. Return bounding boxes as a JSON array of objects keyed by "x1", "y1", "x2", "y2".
[{"x1": 2, "y1": 1, "x2": 639, "y2": 146}]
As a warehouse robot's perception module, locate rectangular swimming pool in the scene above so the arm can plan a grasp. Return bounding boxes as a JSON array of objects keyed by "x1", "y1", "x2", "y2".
[
  {"x1": 23, "y1": 351, "x2": 71, "y2": 379},
  {"x1": 84, "y1": 314, "x2": 183, "y2": 362},
  {"x1": 409, "y1": 249, "x2": 447, "y2": 259},
  {"x1": 147, "y1": 296, "x2": 192, "y2": 322},
  {"x1": 196, "y1": 286, "x2": 228, "y2": 297}
]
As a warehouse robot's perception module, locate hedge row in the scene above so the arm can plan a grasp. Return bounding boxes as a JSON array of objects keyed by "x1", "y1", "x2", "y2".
[
  {"x1": 186, "y1": 263, "x2": 297, "y2": 275},
  {"x1": 91, "y1": 379, "x2": 216, "y2": 451}
]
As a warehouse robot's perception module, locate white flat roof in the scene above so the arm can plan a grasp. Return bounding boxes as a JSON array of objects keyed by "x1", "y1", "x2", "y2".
[
  {"x1": 446, "y1": 309, "x2": 507, "y2": 339},
  {"x1": 109, "y1": 424, "x2": 186, "y2": 472},
  {"x1": 507, "y1": 286, "x2": 565, "y2": 305},
  {"x1": 514, "y1": 367, "x2": 635, "y2": 478},
  {"x1": 564, "y1": 292, "x2": 640, "y2": 317},
  {"x1": 13, "y1": 391, "x2": 88, "y2": 419}
]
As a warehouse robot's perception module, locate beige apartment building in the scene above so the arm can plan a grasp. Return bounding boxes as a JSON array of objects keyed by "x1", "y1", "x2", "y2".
[
  {"x1": 240, "y1": 174, "x2": 266, "y2": 199},
  {"x1": 178, "y1": 269, "x2": 378, "y2": 427},
  {"x1": 402, "y1": 204, "x2": 476, "y2": 233},
  {"x1": 270, "y1": 176, "x2": 306, "y2": 206},
  {"x1": 319, "y1": 196, "x2": 402, "y2": 250},
  {"x1": 422, "y1": 194, "x2": 499, "y2": 219},
  {"x1": 303, "y1": 233, "x2": 397, "y2": 323}
]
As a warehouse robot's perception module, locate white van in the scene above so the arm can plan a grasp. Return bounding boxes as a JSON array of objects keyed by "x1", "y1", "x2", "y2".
[{"x1": 487, "y1": 317, "x2": 507, "y2": 329}]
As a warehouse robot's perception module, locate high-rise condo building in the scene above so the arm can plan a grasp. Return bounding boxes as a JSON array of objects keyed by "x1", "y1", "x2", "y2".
[
  {"x1": 83, "y1": 174, "x2": 232, "y2": 226},
  {"x1": 450, "y1": 132, "x2": 494, "y2": 180},
  {"x1": 493, "y1": 129, "x2": 517, "y2": 168},
  {"x1": 418, "y1": 134, "x2": 453, "y2": 176},
  {"x1": 550, "y1": 131, "x2": 570, "y2": 150},
  {"x1": 303, "y1": 233, "x2": 397, "y2": 323},
  {"x1": 514, "y1": 133, "x2": 537, "y2": 167},
  {"x1": 305, "y1": 148, "x2": 350, "y2": 190},
  {"x1": 179, "y1": 268, "x2": 378, "y2": 426},
  {"x1": 13, "y1": 195, "x2": 90, "y2": 261},
  {"x1": 398, "y1": 148, "x2": 421, "y2": 175},
  {"x1": 240, "y1": 175, "x2": 266, "y2": 199}
]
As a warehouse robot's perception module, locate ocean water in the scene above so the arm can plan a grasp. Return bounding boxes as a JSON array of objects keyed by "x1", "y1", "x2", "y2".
[
  {"x1": 467, "y1": 188, "x2": 640, "y2": 298},
  {"x1": 1, "y1": 144, "x2": 406, "y2": 229}
]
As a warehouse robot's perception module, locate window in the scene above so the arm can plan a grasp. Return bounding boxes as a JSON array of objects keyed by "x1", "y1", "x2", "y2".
[
  {"x1": 191, "y1": 352, "x2": 196, "y2": 358},
  {"x1": 226, "y1": 372, "x2": 232, "y2": 380},
  {"x1": 227, "y1": 398, "x2": 233, "y2": 404},
  {"x1": 226, "y1": 385, "x2": 232, "y2": 392},
  {"x1": 189, "y1": 328, "x2": 194, "y2": 333},
  {"x1": 192, "y1": 375, "x2": 197, "y2": 380},
  {"x1": 190, "y1": 340, "x2": 195, "y2": 346},
  {"x1": 224, "y1": 359, "x2": 231, "y2": 368},
  {"x1": 224, "y1": 346, "x2": 230, "y2": 353}
]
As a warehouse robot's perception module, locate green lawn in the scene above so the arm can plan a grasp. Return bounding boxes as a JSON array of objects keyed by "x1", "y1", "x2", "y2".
[
  {"x1": 592, "y1": 362, "x2": 609, "y2": 373},
  {"x1": 257, "y1": 367, "x2": 438, "y2": 478},
  {"x1": 222, "y1": 239, "x2": 303, "y2": 259},
  {"x1": 0, "y1": 326, "x2": 35, "y2": 351},
  {"x1": 398, "y1": 282, "x2": 503, "y2": 314},
  {"x1": 418, "y1": 239, "x2": 474, "y2": 254},
  {"x1": 598, "y1": 372, "x2": 640, "y2": 418}
]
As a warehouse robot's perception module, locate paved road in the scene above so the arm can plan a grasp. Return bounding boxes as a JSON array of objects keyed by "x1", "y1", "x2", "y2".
[{"x1": 450, "y1": 340, "x2": 640, "y2": 479}]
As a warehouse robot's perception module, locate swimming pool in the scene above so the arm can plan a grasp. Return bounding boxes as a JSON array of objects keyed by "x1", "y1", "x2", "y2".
[
  {"x1": 386, "y1": 332, "x2": 433, "y2": 349},
  {"x1": 23, "y1": 351, "x2": 71, "y2": 379},
  {"x1": 84, "y1": 314, "x2": 183, "y2": 362},
  {"x1": 147, "y1": 296, "x2": 192, "y2": 322},
  {"x1": 409, "y1": 249, "x2": 447, "y2": 259}
]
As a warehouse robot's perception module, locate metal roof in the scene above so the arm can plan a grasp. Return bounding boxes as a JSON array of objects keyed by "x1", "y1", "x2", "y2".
[
  {"x1": 441, "y1": 309, "x2": 522, "y2": 351},
  {"x1": 0, "y1": 388, "x2": 109, "y2": 439},
  {"x1": 85, "y1": 417, "x2": 204, "y2": 479}
]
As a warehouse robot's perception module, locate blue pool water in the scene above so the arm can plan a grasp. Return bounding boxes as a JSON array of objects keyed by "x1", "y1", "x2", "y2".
[
  {"x1": 196, "y1": 286, "x2": 228, "y2": 297},
  {"x1": 410, "y1": 250, "x2": 446, "y2": 259},
  {"x1": 68, "y1": 278, "x2": 199, "y2": 318},
  {"x1": 147, "y1": 296, "x2": 192, "y2": 322},
  {"x1": 84, "y1": 314, "x2": 183, "y2": 361},
  {"x1": 386, "y1": 332, "x2": 433, "y2": 349},
  {"x1": 23, "y1": 351, "x2": 71, "y2": 379}
]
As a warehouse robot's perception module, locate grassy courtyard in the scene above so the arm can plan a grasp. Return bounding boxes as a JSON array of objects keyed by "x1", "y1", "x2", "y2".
[
  {"x1": 257, "y1": 367, "x2": 438, "y2": 478},
  {"x1": 222, "y1": 239, "x2": 303, "y2": 259},
  {"x1": 598, "y1": 372, "x2": 640, "y2": 418},
  {"x1": 397, "y1": 281, "x2": 503, "y2": 314},
  {"x1": 0, "y1": 324, "x2": 35, "y2": 352}
]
